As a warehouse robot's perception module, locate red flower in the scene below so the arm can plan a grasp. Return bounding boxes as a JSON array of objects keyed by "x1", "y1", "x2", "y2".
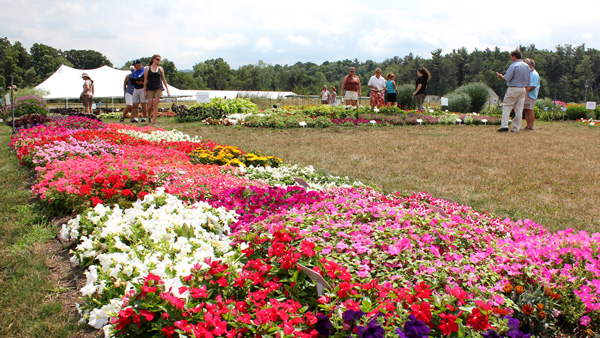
[
  {"x1": 300, "y1": 241, "x2": 316, "y2": 257},
  {"x1": 91, "y1": 196, "x2": 103, "y2": 206},
  {"x1": 139, "y1": 310, "x2": 154, "y2": 321},
  {"x1": 414, "y1": 281, "x2": 432, "y2": 299},
  {"x1": 174, "y1": 319, "x2": 192, "y2": 332},
  {"x1": 337, "y1": 282, "x2": 353, "y2": 298},
  {"x1": 410, "y1": 302, "x2": 432, "y2": 323},
  {"x1": 438, "y1": 313, "x2": 459, "y2": 335},
  {"x1": 121, "y1": 188, "x2": 134, "y2": 196},
  {"x1": 162, "y1": 326, "x2": 175, "y2": 338},
  {"x1": 466, "y1": 308, "x2": 490, "y2": 331}
]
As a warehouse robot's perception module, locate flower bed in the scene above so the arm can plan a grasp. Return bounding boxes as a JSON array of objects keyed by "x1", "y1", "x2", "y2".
[{"x1": 9, "y1": 114, "x2": 600, "y2": 337}]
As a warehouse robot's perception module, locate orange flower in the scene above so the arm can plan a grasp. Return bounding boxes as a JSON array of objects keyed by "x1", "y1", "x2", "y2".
[
  {"x1": 537, "y1": 303, "x2": 545, "y2": 311},
  {"x1": 544, "y1": 287, "x2": 553, "y2": 296},
  {"x1": 515, "y1": 285, "x2": 525, "y2": 295},
  {"x1": 538, "y1": 311, "x2": 547, "y2": 319},
  {"x1": 550, "y1": 293, "x2": 562, "y2": 300},
  {"x1": 522, "y1": 304, "x2": 534, "y2": 316},
  {"x1": 503, "y1": 284, "x2": 514, "y2": 294},
  {"x1": 493, "y1": 307, "x2": 510, "y2": 316}
]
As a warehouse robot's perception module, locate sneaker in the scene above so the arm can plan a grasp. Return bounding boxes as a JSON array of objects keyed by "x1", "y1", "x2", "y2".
[
  {"x1": 132, "y1": 118, "x2": 139, "y2": 123},
  {"x1": 511, "y1": 130, "x2": 519, "y2": 133},
  {"x1": 119, "y1": 118, "x2": 124, "y2": 122},
  {"x1": 141, "y1": 118, "x2": 146, "y2": 122},
  {"x1": 497, "y1": 127, "x2": 509, "y2": 132}
]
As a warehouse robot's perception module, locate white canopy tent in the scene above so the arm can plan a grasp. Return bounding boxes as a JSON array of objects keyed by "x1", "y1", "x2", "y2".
[
  {"x1": 35, "y1": 64, "x2": 185, "y2": 108},
  {"x1": 35, "y1": 65, "x2": 298, "y2": 108}
]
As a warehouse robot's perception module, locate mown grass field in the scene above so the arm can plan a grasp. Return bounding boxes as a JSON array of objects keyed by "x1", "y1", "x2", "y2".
[{"x1": 0, "y1": 119, "x2": 598, "y2": 337}]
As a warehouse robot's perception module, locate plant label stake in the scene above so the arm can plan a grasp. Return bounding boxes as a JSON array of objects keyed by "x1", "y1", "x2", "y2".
[
  {"x1": 369, "y1": 120, "x2": 376, "y2": 126},
  {"x1": 293, "y1": 177, "x2": 310, "y2": 189},
  {"x1": 482, "y1": 119, "x2": 487, "y2": 125},
  {"x1": 416, "y1": 119, "x2": 423, "y2": 125},
  {"x1": 297, "y1": 263, "x2": 332, "y2": 296},
  {"x1": 299, "y1": 121, "x2": 307, "y2": 128},
  {"x1": 209, "y1": 217, "x2": 224, "y2": 240}
]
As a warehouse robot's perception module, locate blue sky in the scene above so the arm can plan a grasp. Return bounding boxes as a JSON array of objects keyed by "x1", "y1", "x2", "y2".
[{"x1": 2, "y1": 0, "x2": 598, "y2": 70}]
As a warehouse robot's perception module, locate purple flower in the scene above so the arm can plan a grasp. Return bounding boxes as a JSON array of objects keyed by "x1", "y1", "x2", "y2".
[
  {"x1": 505, "y1": 315, "x2": 520, "y2": 332},
  {"x1": 343, "y1": 309, "x2": 366, "y2": 323},
  {"x1": 399, "y1": 314, "x2": 429, "y2": 338},
  {"x1": 481, "y1": 329, "x2": 500, "y2": 338},
  {"x1": 315, "y1": 314, "x2": 332, "y2": 337},
  {"x1": 357, "y1": 315, "x2": 384, "y2": 338}
]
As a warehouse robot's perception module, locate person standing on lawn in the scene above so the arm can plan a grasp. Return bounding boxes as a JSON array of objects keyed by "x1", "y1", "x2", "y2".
[
  {"x1": 330, "y1": 86, "x2": 337, "y2": 105},
  {"x1": 130, "y1": 59, "x2": 148, "y2": 123},
  {"x1": 320, "y1": 85, "x2": 330, "y2": 105},
  {"x1": 413, "y1": 67, "x2": 430, "y2": 111},
  {"x1": 523, "y1": 58, "x2": 540, "y2": 131},
  {"x1": 144, "y1": 54, "x2": 170, "y2": 124},
  {"x1": 80, "y1": 73, "x2": 94, "y2": 114},
  {"x1": 496, "y1": 49, "x2": 530, "y2": 133},
  {"x1": 120, "y1": 65, "x2": 135, "y2": 122},
  {"x1": 386, "y1": 73, "x2": 398, "y2": 107},
  {"x1": 368, "y1": 68, "x2": 386, "y2": 109},
  {"x1": 342, "y1": 67, "x2": 361, "y2": 107}
]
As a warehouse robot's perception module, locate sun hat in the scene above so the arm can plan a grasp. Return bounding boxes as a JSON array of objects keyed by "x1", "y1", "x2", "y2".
[{"x1": 81, "y1": 72, "x2": 91, "y2": 79}]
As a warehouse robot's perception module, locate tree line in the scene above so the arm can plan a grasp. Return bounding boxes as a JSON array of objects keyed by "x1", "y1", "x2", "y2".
[{"x1": 1, "y1": 37, "x2": 599, "y2": 103}]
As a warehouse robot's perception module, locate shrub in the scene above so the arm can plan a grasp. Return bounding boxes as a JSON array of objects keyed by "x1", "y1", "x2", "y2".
[
  {"x1": 175, "y1": 105, "x2": 227, "y2": 122},
  {"x1": 447, "y1": 92, "x2": 471, "y2": 113},
  {"x1": 1, "y1": 95, "x2": 48, "y2": 120},
  {"x1": 397, "y1": 84, "x2": 414, "y2": 110},
  {"x1": 454, "y1": 82, "x2": 490, "y2": 113},
  {"x1": 566, "y1": 105, "x2": 588, "y2": 120}
]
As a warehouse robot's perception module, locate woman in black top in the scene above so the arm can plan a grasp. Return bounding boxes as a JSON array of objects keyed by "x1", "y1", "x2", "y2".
[
  {"x1": 143, "y1": 54, "x2": 170, "y2": 124},
  {"x1": 413, "y1": 67, "x2": 431, "y2": 111}
]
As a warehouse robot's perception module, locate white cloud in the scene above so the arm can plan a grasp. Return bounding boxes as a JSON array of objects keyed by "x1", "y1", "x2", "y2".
[
  {"x1": 287, "y1": 35, "x2": 312, "y2": 46},
  {"x1": 187, "y1": 34, "x2": 248, "y2": 51},
  {"x1": 254, "y1": 36, "x2": 273, "y2": 52}
]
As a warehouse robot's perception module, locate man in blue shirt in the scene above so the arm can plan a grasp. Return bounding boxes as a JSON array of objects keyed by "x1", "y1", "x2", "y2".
[
  {"x1": 130, "y1": 59, "x2": 148, "y2": 123},
  {"x1": 523, "y1": 58, "x2": 540, "y2": 131},
  {"x1": 496, "y1": 49, "x2": 531, "y2": 132}
]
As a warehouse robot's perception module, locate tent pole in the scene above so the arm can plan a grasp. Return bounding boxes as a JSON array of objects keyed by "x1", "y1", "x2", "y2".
[
  {"x1": 111, "y1": 96, "x2": 114, "y2": 111},
  {"x1": 66, "y1": 98, "x2": 68, "y2": 109}
]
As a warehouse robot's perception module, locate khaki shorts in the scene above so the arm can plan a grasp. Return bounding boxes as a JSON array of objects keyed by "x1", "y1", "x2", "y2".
[
  {"x1": 81, "y1": 94, "x2": 93, "y2": 108},
  {"x1": 132, "y1": 88, "x2": 147, "y2": 104},
  {"x1": 146, "y1": 89, "x2": 163, "y2": 101},
  {"x1": 125, "y1": 93, "x2": 133, "y2": 106},
  {"x1": 344, "y1": 91, "x2": 358, "y2": 100},
  {"x1": 523, "y1": 96, "x2": 536, "y2": 110}
]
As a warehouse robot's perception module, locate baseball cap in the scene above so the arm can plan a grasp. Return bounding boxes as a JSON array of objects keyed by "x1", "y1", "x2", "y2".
[{"x1": 133, "y1": 59, "x2": 142, "y2": 65}]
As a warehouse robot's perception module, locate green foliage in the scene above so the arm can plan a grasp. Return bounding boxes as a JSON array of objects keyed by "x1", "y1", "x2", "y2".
[
  {"x1": 175, "y1": 106, "x2": 227, "y2": 123},
  {"x1": 396, "y1": 84, "x2": 414, "y2": 109},
  {"x1": 447, "y1": 92, "x2": 471, "y2": 113},
  {"x1": 176, "y1": 98, "x2": 258, "y2": 123},
  {"x1": 198, "y1": 97, "x2": 258, "y2": 114},
  {"x1": 245, "y1": 112, "x2": 333, "y2": 128},
  {"x1": 63, "y1": 49, "x2": 112, "y2": 69},
  {"x1": 453, "y1": 82, "x2": 490, "y2": 113},
  {"x1": 566, "y1": 105, "x2": 588, "y2": 120}
]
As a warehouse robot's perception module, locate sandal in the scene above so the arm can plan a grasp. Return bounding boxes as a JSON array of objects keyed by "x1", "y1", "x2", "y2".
[{"x1": 119, "y1": 118, "x2": 125, "y2": 122}]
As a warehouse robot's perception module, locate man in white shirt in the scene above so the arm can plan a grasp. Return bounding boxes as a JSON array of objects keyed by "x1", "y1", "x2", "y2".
[{"x1": 368, "y1": 68, "x2": 386, "y2": 109}]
